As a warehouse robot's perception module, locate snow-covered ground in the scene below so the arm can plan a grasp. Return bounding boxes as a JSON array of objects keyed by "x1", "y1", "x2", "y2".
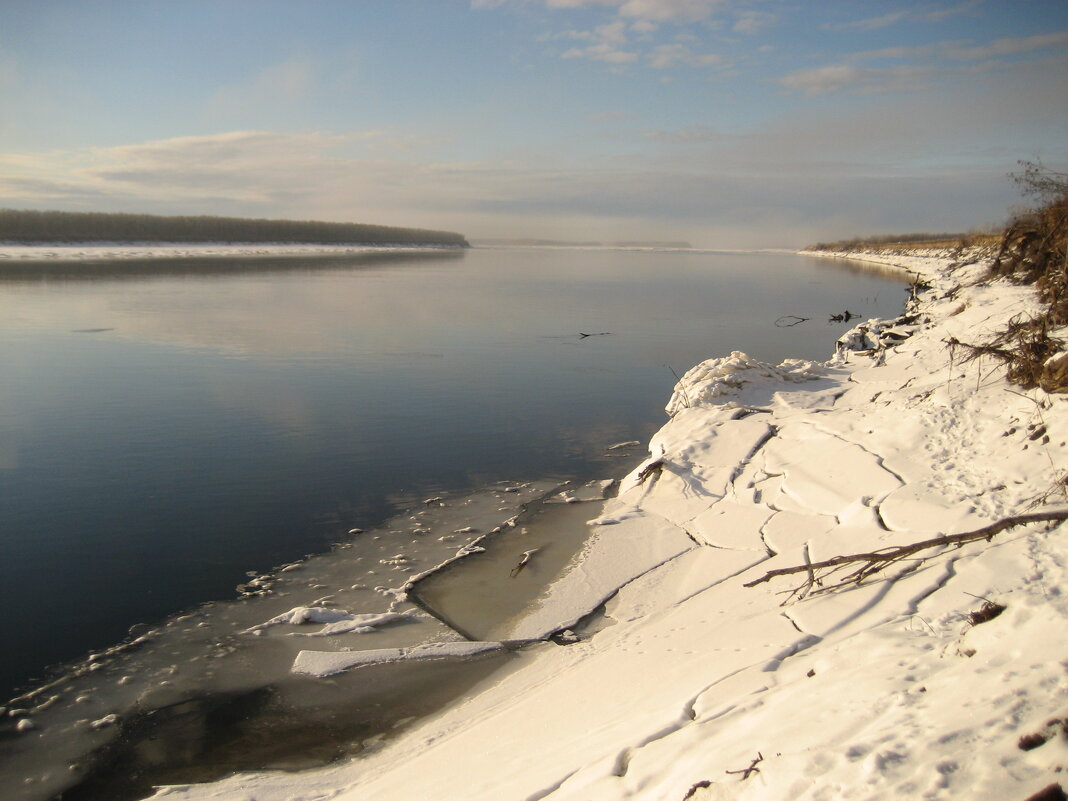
[
  {"x1": 0, "y1": 242, "x2": 463, "y2": 260},
  {"x1": 152, "y1": 248, "x2": 1068, "y2": 800}
]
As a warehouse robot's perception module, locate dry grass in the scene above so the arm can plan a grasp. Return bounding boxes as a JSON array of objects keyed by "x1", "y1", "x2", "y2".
[{"x1": 962, "y1": 192, "x2": 1068, "y2": 393}]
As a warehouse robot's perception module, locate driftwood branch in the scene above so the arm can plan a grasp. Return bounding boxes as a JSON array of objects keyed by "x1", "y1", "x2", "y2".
[{"x1": 744, "y1": 510, "x2": 1068, "y2": 593}]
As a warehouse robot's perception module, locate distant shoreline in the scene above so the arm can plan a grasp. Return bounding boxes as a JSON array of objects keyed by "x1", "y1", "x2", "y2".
[
  {"x1": 473, "y1": 237, "x2": 692, "y2": 249},
  {"x1": 0, "y1": 209, "x2": 469, "y2": 248},
  {"x1": 0, "y1": 241, "x2": 467, "y2": 265}
]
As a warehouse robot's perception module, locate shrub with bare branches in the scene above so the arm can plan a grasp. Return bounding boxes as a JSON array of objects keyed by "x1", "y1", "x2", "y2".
[{"x1": 955, "y1": 161, "x2": 1068, "y2": 392}]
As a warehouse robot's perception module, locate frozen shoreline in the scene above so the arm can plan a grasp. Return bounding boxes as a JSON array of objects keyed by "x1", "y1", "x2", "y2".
[{"x1": 112, "y1": 248, "x2": 1068, "y2": 797}]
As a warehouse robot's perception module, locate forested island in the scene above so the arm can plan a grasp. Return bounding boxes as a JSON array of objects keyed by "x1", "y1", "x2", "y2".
[{"x1": 0, "y1": 209, "x2": 469, "y2": 247}]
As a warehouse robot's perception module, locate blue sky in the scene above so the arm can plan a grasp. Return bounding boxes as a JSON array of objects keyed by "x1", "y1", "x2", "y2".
[{"x1": 1, "y1": 0, "x2": 1066, "y2": 247}]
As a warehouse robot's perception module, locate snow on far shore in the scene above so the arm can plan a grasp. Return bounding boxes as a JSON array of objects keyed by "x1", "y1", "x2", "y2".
[
  {"x1": 152, "y1": 247, "x2": 1068, "y2": 801},
  {"x1": 0, "y1": 242, "x2": 463, "y2": 261}
]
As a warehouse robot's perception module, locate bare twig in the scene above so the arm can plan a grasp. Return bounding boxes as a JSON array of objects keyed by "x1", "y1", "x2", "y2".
[
  {"x1": 725, "y1": 752, "x2": 764, "y2": 779},
  {"x1": 743, "y1": 510, "x2": 1068, "y2": 592},
  {"x1": 637, "y1": 459, "x2": 666, "y2": 485},
  {"x1": 667, "y1": 365, "x2": 693, "y2": 412},
  {"x1": 509, "y1": 548, "x2": 540, "y2": 578}
]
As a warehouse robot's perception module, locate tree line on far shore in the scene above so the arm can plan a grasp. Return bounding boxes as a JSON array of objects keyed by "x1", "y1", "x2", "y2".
[{"x1": 0, "y1": 209, "x2": 469, "y2": 247}]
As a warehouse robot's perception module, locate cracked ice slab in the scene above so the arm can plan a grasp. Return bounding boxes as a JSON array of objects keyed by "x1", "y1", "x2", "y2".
[
  {"x1": 879, "y1": 483, "x2": 990, "y2": 533},
  {"x1": 647, "y1": 413, "x2": 772, "y2": 475},
  {"x1": 761, "y1": 423, "x2": 902, "y2": 516},
  {"x1": 690, "y1": 500, "x2": 774, "y2": 550},
  {"x1": 499, "y1": 512, "x2": 695, "y2": 641},
  {"x1": 292, "y1": 641, "x2": 504, "y2": 677},
  {"x1": 631, "y1": 415, "x2": 774, "y2": 523}
]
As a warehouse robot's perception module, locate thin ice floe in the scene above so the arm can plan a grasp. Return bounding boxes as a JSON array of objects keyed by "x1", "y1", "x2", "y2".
[
  {"x1": 243, "y1": 607, "x2": 414, "y2": 637},
  {"x1": 147, "y1": 246, "x2": 1068, "y2": 801},
  {"x1": 498, "y1": 513, "x2": 695, "y2": 641},
  {"x1": 292, "y1": 642, "x2": 505, "y2": 678}
]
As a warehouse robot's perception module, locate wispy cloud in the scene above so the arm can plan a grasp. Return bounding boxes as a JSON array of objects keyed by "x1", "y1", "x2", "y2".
[
  {"x1": 559, "y1": 19, "x2": 639, "y2": 63},
  {"x1": 946, "y1": 30, "x2": 1068, "y2": 61},
  {"x1": 538, "y1": 0, "x2": 729, "y2": 23},
  {"x1": 781, "y1": 29, "x2": 1068, "y2": 96},
  {"x1": 207, "y1": 58, "x2": 316, "y2": 118},
  {"x1": 643, "y1": 124, "x2": 729, "y2": 142},
  {"x1": 921, "y1": 0, "x2": 984, "y2": 23},
  {"x1": 822, "y1": 1, "x2": 982, "y2": 32},
  {"x1": 647, "y1": 43, "x2": 722, "y2": 68},
  {"x1": 525, "y1": 0, "x2": 737, "y2": 69},
  {"x1": 733, "y1": 10, "x2": 776, "y2": 34},
  {"x1": 779, "y1": 63, "x2": 940, "y2": 96},
  {"x1": 821, "y1": 10, "x2": 908, "y2": 32}
]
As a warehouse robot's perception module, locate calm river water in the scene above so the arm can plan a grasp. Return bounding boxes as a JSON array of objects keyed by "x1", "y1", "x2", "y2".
[{"x1": 0, "y1": 246, "x2": 907, "y2": 699}]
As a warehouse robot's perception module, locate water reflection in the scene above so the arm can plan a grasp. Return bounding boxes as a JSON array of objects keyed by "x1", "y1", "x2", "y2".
[{"x1": 0, "y1": 248, "x2": 464, "y2": 281}]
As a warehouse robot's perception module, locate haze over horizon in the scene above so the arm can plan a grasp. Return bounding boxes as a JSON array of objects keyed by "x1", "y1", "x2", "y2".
[{"x1": 1, "y1": 0, "x2": 1066, "y2": 249}]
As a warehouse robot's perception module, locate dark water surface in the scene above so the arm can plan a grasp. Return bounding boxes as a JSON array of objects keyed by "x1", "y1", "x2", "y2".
[{"x1": 0, "y1": 247, "x2": 907, "y2": 698}]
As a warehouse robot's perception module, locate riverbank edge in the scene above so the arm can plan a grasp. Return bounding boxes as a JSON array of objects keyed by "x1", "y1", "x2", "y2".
[{"x1": 154, "y1": 246, "x2": 1068, "y2": 801}]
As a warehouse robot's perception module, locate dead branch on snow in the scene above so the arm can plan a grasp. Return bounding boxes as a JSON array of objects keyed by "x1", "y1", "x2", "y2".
[{"x1": 743, "y1": 510, "x2": 1068, "y2": 598}]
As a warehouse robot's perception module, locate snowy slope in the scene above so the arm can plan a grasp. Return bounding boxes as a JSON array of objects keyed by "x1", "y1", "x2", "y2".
[{"x1": 152, "y1": 249, "x2": 1068, "y2": 801}]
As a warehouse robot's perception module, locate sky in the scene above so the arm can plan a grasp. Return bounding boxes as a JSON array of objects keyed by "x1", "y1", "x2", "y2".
[{"x1": 0, "y1": 0, "x2": 1066, "y2": 248}]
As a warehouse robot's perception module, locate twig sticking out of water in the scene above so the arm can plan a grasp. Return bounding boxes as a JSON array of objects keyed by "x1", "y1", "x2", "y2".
[
  {"x1": 829, "y1": 310, "x2": 858, "y2": 323},
  {"x1": 510, "y1": 548, "x2": 540, "y2": 578}
]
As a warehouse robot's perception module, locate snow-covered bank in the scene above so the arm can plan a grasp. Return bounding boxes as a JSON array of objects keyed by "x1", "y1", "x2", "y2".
[
  {"x1": 154, "y1": 248, "x2": 1068, "y2": 801},
  {"x1": 0, "y1": 242, "x2": 465, "y2": 261}
]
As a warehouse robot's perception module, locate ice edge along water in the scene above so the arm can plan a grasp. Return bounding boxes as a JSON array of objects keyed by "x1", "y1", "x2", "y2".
[{"x1": 141, "y1": 248, "x2": 1068, "y2": 798}]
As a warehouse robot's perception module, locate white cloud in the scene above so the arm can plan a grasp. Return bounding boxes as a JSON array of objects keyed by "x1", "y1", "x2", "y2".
[
  {"x1": 946, "y1": 30, "x2": 1068, "y2": 61},
  {"x1": 536, "y1": 1, "x2": 731, "y2": 69},
  {"x1": 783, "y1": 28, "x2": 1068, "y2": 96},
  {"x1": 922, "y1": 0, "x2": 985, "y2": 24},
  {"x1": 594, "y1": 19, "x2": 629, "y2": 45},
  {"x1": 823, "y1": 1, "x2": 984, "y2": 32},
  {"x1": 480, "y1": 0, "x2": 727, "y2": 23},
  {"x1": 562, "y1": 43, "x2": 639, "y2": 63},
  {"x1": 644, "y1": 124, "x2": 727, "y2": 142},
  {"x1": 779, "y1": 63, "x2": 943, "y2": 96},
  {"x1": 557, "y1": 18, "x2": 638, "y2": 63},
  {"x1": 848, "y1": 31, "x2": 1068, "y2": 66},
  {"x1": 778, "y1": 64, "x2": 863, "y2": 95},
  {"x1": 647, "y1": 43, "x2": 721, "y2": 68},
  {"x1": 613, "y1": 0, "x2": 725, "y2": 22},
  {"x1": 733, "y1": 10, "x2": 776, "y2": 34},
  {"x1": 822, "y1": 11, "x2": 908, "y2": 32}
]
